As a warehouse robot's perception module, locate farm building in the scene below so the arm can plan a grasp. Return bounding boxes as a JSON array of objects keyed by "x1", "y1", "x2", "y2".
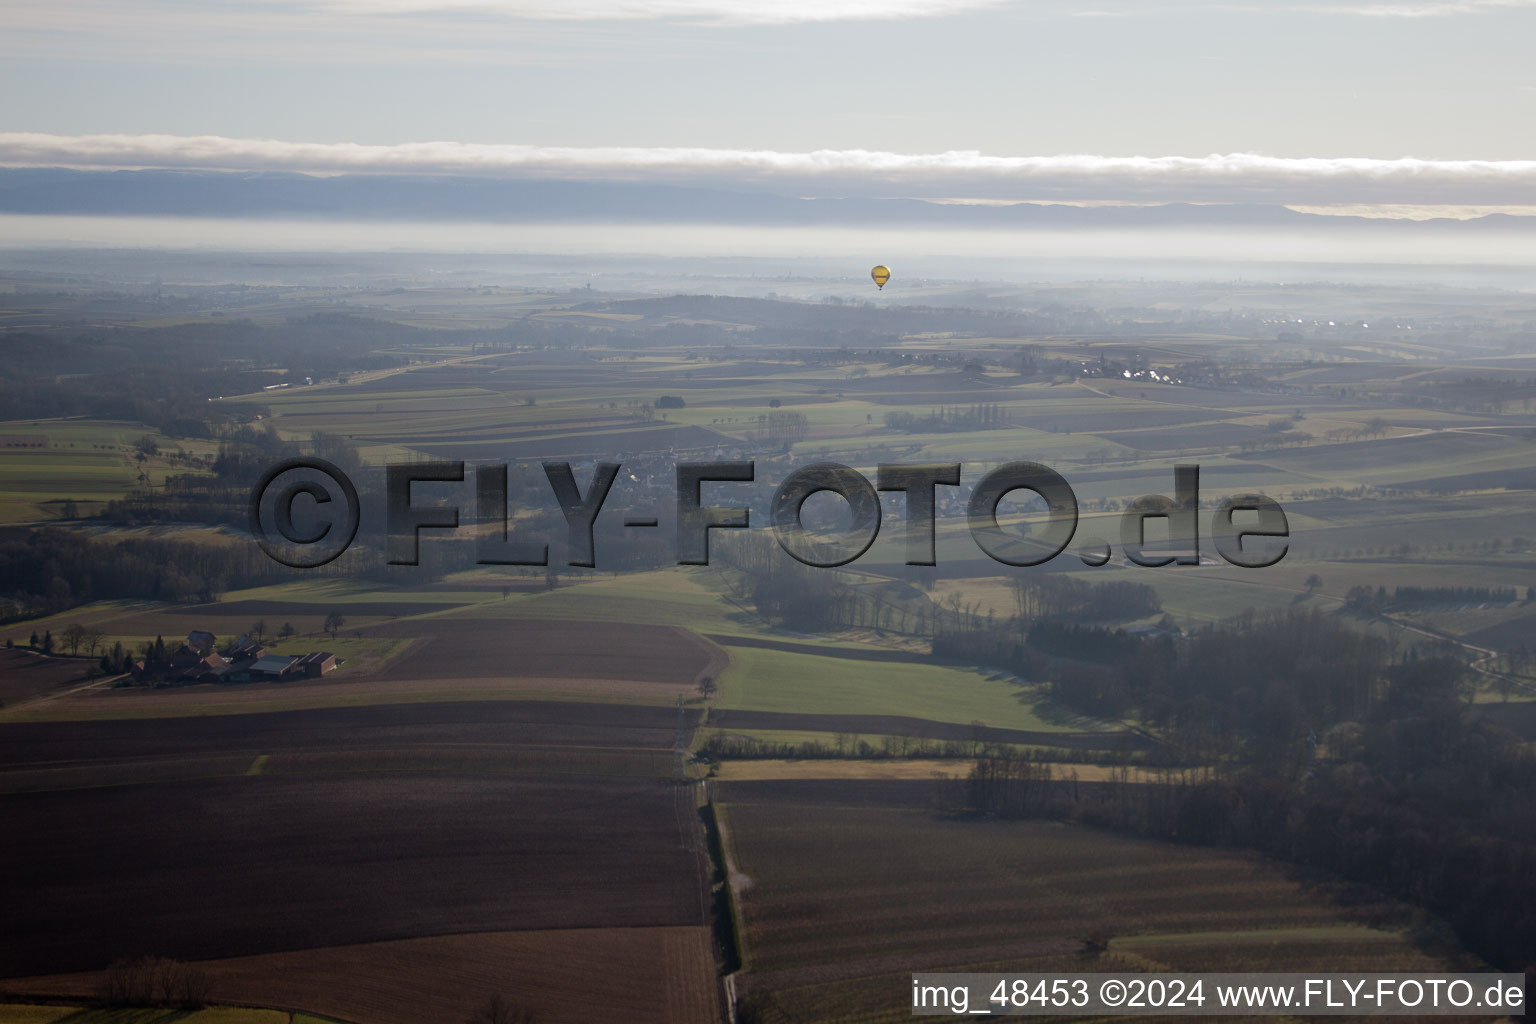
[
  {"x1": 179, "y1": 652, "x2": 229, "y2": 683},
  {"x1": 226, "y1": 652, "x2": 337, "y2": 682},
  {"x1": 130, "y1": 647, "x2": 228, "y2": 685},
  {"x1": 187, "y1": 630, "x2": 217, "y2": 653},
  {"x1": 292, "y1": 652, "x2": 337, "y2": 678},
  {"x1": 223, "y1": 638, "x2": 265, "y2": 665},
  {"x1": 243, "y1": 655, "x2": 298, "y2": 682}
]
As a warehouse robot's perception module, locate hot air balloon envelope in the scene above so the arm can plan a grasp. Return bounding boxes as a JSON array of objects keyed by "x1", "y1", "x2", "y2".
[{"x1": 870, "y1": 265, "x2": 891, "y2": 290}]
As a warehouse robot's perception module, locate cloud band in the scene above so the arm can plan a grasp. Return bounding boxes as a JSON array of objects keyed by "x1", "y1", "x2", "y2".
[{"x1": 3, "y1": 133, "x2": 1535, "y2": 205}]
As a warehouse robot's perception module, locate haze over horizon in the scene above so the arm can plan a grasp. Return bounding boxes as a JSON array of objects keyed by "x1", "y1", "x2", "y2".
[
  {"x1": 6, "y1": 0, "x2": 1536, "y2": 280},
  {"x1": 6, "y1": 1, "x2": 1536, "y2": 220}
]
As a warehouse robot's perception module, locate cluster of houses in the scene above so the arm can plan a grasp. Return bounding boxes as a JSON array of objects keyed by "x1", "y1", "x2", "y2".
[{"x1": 131, "y1": 630, "x2": 338, "y2": 686}]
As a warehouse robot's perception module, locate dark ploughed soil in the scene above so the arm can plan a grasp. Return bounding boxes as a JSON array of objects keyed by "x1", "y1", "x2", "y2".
[
  {"x1": 0, "y1": 772, "x2": 707, "y2": 976},
  {"x1": 367, "y1": 619, "x2": 718, "y2": 683},
  {"x1": 0, "y1": 648, "x2": 96, "y2": 708},
  {"x1": 0, "y1": 699, "x2": 692, "y2": 767}
]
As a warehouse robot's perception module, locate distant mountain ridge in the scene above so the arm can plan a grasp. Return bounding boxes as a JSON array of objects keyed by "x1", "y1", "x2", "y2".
[{"x1": 1, "y1": 168, "x2": 1532, "y2": 232}]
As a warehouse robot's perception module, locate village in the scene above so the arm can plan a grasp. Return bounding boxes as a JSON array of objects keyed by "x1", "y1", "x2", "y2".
[{"x1": 130, "y1": 629, "x2": 339, "y2": 686}]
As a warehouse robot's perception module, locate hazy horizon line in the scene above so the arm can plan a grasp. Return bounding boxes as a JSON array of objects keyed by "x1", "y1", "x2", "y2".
[{"x1": 4, "y1": 133, "x2": 1536, "y2": 206}]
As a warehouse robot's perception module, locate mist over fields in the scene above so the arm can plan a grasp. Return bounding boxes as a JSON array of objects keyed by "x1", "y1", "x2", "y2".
[
  {"x1": 4, "y1": 166, "x2": 1536, "y2": 282},
  {"x1": 6, "y1": 215, "x2": 1536, "y2": 303}
]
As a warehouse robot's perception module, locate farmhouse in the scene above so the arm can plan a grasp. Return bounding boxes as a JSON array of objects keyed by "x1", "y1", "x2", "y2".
[
  {"x1": 179, "y1": 652, "x2": 229, "y2": 683},
  {"x1": 187, "y1": 630, "x2": 217, "y2": 653},
  {"x1": 223, "y1": 637, "x2": 266, "y2": 665},
  {"x1": 130, "y1": 646, "x2": 228, "y2": 685},
  {"x1": 243, "y1": 654, "x2": 298, "y2": 682}
]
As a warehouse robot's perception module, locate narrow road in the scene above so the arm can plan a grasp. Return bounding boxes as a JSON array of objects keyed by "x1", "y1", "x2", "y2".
[{"x1": 1, "y1": 670, "x2": 119, "y2": 717}]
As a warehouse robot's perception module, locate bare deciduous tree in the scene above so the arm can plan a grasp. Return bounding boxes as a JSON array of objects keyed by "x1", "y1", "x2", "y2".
[
  {"x1": 62, "y1": 623, "x2": 87, "y2": 656},
  {"x1": 98, "y1": 956, "x2": 209, "y2": 1009}
]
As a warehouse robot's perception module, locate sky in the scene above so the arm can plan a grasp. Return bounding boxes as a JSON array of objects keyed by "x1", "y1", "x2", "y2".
[{"x1": 3, "y1": 0, "x2": 1536, "y2": 207}]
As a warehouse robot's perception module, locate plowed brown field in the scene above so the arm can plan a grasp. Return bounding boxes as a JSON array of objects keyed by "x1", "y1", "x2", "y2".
[
  {"x1": 0, "y1": 773, "x2": 708, "y2": 977},
  {"x1": 4, "y1": 926, "x2": 721, "y2": 1024}
]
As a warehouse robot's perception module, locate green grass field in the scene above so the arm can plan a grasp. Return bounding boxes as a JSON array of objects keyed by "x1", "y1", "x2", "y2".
[
  {"x1": 715, "y1": 644, "x2": 1097, "y2": 732},
  {"x1": 0, "y1": 418, "x2": 218, "y2": 523}
]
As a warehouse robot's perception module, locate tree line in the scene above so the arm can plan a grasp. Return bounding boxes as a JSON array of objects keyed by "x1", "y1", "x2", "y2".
[
  {"x1": 954, "y1": 640, "x2": 1536, "y2": 973},
  {"x1": 0, "y1": 527, "x2": 294, "y2": 622},
  {"x1": 884, "y1": 404, "x2": 1010, "y2": 433},
  {"x1": 1345, "y1": 584, "x2": 1526, "y2": 613}
]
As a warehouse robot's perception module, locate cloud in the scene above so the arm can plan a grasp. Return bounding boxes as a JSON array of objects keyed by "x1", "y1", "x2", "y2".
[
  {"x1": 305, "y1": 0, "x2": 1008, "y2": 24},
  {"x1": 1208, "y1": 0, "x2": 1536, "y2": 13},
  {"x1": 2, "y1": 0, "x2": 1009, "y2": 33},
  {"x1": 4, "y1": 132, "x2": 1536, "y2": 205},
  {"x1": 0, "y1": 0, "x2": 1012, "y2": 66},
  {"x1": 6, "y1": 0, "x2": 1529, "y2": 69},
  {"x1": 1297, "y1": 0, "x2": 1536, "y2": 15}
]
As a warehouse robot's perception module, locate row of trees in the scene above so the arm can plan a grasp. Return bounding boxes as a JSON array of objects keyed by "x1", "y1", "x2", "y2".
[
  {"x1": 701, "y1": 730, "x2": 1124, "y2": 764},
  {"x1": 884, "y1": 404, "x2": 1010, "y2": 433},
  {"x1": 718, "y1": 531, "x2": 1164, "y2": 640},
  {"x1": 244, "y1": 614, "x2": 347, "y2": 643},
  {"x1": 1008, "y1": 575, "x2": 1160, "y2": 622},
  {"x1": 934, "y1": 609, "x2": 1409, "y2": 765},
  {"x1": 0, "y1": 527, "x2": 292, "y2": 620},
  {"x1": 748, "y1": 410, "x2": 809, "y2": 449},
  {"x1": 1345, "y1": 583, "x2": 1527, "y2": 613},
  {"x1": 98, "y1": 955, "x2": 209, "y2": 1009}
]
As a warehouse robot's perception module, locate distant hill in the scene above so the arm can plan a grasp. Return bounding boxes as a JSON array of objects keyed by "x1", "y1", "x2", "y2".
[{"x1": 3, "y1": 168, "x2": 1533, "y2": 233}]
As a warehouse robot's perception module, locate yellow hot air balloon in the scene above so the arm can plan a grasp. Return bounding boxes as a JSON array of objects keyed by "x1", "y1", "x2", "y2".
[{"x1": 870, "y1": 265, "x2": 891, "y2": 290}]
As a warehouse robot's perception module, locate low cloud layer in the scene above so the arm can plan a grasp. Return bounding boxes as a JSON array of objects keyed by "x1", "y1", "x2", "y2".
[
  {"x1": 305, "y1": 0, "x2": 1007, "y2": 24},
  {"x1": 2, "y1": 0, "x2": 1010, "y2": 35},
  {"x1": 1296, "y1": 0, "x2": 1536, "y2": 15},
  {"x1": 4, "y1": 133, "x2": 1535, "y2": 205}
]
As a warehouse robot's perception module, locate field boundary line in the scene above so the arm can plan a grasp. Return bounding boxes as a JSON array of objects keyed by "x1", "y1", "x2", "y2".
[{"x1": 706, "y1": 794, "x2": 751, "y2": 974}]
